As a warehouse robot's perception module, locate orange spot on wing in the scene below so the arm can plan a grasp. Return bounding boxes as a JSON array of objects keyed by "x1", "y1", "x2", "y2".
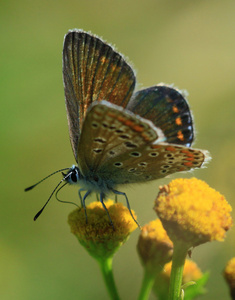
[
  {"x1": 165, "y1": 146, "x2": 177, "y2": 151},
  {"x1": 117, "y1": 116, "x2": 127, "y2": 123},
  {"x1": 107, "y1": 112, "x2": 116, "y2": 118},
  {"x1": 177, "y1": 130, "x2": 184, "y2": 141},
  {"x1": 100, "y1": 56, "x2": 106, "y2": 64},
  {"x1": 125, "y1": 120, "x2": 135, "y2": 127},
  {"x1": 185, "y1": 157, "x2": 194, "y2": 161},
  {"x1": 181, "y1": 150, "x2": 194, "y2": 157},
  {"x1": 184, "y1": 162, "x2": 193, "y2": 167},
  {"x1": 172, "y1": 105, "x2": 179, "y2": 113},
  {"x1": 175, "y1": 117, "x2": 182, "y2": 126},
  {"x1": 141, "y1": 132, "x2": 153, "y2": 142},
  {"x1": 132, "y1": 125, "x2": 144, "y2": 132}
]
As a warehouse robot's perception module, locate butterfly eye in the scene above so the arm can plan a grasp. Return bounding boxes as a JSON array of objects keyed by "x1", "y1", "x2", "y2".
[
  {"x1": 70, "y1": 172, "x2": 78, "y2": 183},
  {"x1": 68, "y1": 167, "x2": 80, "y2": 183}
]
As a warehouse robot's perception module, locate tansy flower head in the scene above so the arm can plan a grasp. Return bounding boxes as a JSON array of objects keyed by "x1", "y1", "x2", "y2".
[
  {"x1": 153, "y1": 259, "x2": 204, "y2": 298},
  {"x1": 162, "y1": 259, "x2": 202, "y2": 284},
  {"x1": 137, "y1": 219, "x2": 173, "y2": 274},
  {"x1": 68, "y1": 200, "x2": 137, "y2": 260},
  {"x1": 154, "y1": 178, "x2": 232, "y2": 248},
  {"x1": 224, "y1": 257, "x2": 235, "y2": 299}
]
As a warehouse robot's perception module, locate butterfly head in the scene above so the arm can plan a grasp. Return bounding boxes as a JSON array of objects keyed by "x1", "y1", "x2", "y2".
[{"x1": 63, "y1": 165, "x2": 82, "y2": 185}]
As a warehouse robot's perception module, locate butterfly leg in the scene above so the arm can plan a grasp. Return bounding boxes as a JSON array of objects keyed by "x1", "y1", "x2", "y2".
[
  {"x1": 112, "y1": 189, "x2": 141, "y2": 229},
  {"x1": 100, "y1": 193, "x2": 115, "y2": 230},
  {"x1": 82, "y1": 190, "x2": 92, "y2": 224},
  {"x1": 78, "y1": 188, "x2": 86, "y2": 206}
]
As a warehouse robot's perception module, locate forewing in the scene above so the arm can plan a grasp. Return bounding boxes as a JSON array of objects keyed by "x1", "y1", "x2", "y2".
[
  {"x1": 63, "y1": 30, "x2": 136, "y2": 161},
  {"x1": 127, "y1": 85, "x2": 194, "y2": 147},
  {"x1": 77, "y1": 101, "x2": 164, "y2": 176}
]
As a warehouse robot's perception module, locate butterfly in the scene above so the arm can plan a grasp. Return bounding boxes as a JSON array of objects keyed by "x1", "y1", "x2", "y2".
[{"x1": 25, "y1": 30, "x2": 209, "y2": 227}]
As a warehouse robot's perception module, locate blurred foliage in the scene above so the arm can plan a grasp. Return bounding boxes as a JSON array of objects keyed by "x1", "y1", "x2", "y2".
[{"x1": 1, "y1": 0, "x2": 234, "y2": 299}]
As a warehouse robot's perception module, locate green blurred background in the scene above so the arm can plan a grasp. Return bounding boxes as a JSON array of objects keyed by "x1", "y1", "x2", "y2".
[{"x1": 1, "y1": 0, "x2": 235, "y2": 299}]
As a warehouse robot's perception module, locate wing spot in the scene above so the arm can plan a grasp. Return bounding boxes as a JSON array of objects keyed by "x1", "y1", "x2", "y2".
[
  {"x1": 114, "y1": 162, "x2": 123, "y2": 167},
  {"x1": 124, "y1": 141, "x2": 137, "y2": 148},
  {"x1": 93, "y1": 148, "x2": 102, "y2": 154},
  {"x1": 92, "y1": 122, "x2": 99, "y2": 128},
  {"x1": 145, "y1": 175, "x2": 152, "y2": 180},
  {"x1": 160, "y1": 169, "x2": 168, "y2": 174},
  {"x1": 115, "y1": 129, "x2": 124, "y2": 134},
  {"x1": 177, "y1": 130, "x2": 184, "y2": 141},
  {"x1": 138, "y1": 162, "x2": 147, "y2": 166},
  {"x1": 109, "y1": 125, "x2": 116, "y2": 130},
  {"x1": 119, "y1": 134, "x2": 130, "y2": 139},
  {"x1": 102, "y1": 123, "x2": 108, "y2": 128},
  {"x1": 109, "y1": 150, "x2": 115, "y2": 156},
  {"x1": 161, "y1": 165, "x2": 170, "y2": 169},
  {"x1": 175, "y1": 117, "x2": 182, "y2": 126},
  {"x1": 128, "y1": 168, "x2": 136, "y2": 172},
  {"x1": 94, "y1": 138, "x2": 106, "y2": 143},
  {"x1": 149, "y1": 152, "x2": 159, "y2": 157},
  {"x1": 165, "y1": 146, "x2": 177, "y2": 152},
  {"x1": 130, "y1": 152, "x2": 141, "y2": 157},
  {"x1": 172, "y1": 105, "x2": 179, "y2": 113},
  {"x1": 183, "y1": 162, "x2": 193, "y2": 167}
]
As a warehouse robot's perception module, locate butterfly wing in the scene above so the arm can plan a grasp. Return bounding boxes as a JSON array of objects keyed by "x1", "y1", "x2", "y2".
[
  {"x1": 127, "y1": 85, "x2": 194, "y2": 147},
  {"x1": 77, "y1": 101, "x2": 164, "y2": 175},
  {"x1": 63, "y1": 30, "x2": 136, "y2": 161},
  {"x1": 77, "y1": 101, "x2": 207, "y2": 186},
  {"x1": 99, "y1": 143, "x2": 207, "y2": 184}
]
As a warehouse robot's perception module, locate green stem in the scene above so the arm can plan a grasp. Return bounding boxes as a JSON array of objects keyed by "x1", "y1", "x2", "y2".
[
  {"x1": 138, "y1": 269, "x2": 155, "y2": 300},
  {"x1": 168, "y1": 243, "x2": 188, "y2": 300},
  {"x1": 98, "y1": 257, "x2": 120, "y2": 300}
]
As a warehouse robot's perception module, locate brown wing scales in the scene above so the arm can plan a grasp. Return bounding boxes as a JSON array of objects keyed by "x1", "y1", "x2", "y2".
[
  {"x1": 77, "y1": 101, "x2": 164, "y2": 175},
  {"x1": 63, "y1": 30, "x2": 136, "y2": 161}
]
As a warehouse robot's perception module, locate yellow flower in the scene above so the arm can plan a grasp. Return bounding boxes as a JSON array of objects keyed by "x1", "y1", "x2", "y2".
[
  {"x1": 153, "y1": 259, "x2": 203, "y2": 298},
  {"x1": 224, "y1": 257, "x2": 235, "y2": 299},
  {"x1": 154, "y1": 178, "x2": 232, "y2": 248},
  {"x1": 137, "y1": 219, "x2": 173, "y2": 274},
  {"x1": 164, "y1": 260, "x2": 202, "y2": 284},
  {"x1": 68, "y1": 200, "x2": 137, "y2": 259}
]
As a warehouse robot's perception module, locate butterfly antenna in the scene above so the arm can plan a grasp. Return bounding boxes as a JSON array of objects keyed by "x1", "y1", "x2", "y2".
[
  {"x1": 34, "y1": 170, "x2": 75, "y2": 220},
  {"x1": 25, "y1": 168, "x2": 70, "y2": 191},
  {"x1": 55, "y1": 182, "x2": 79, "y2": 208},
  {"x1": 34, "y1": 178, "x2": 66, "y2": 221}
]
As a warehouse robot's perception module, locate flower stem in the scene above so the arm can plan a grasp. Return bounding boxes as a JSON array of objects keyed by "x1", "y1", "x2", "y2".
[
  {"x1": 98, "y1": 257, "x2": 120, "y2": 300},
  {"x1": 138, "y1": 269, "x2": 155, "y2": 300},
  {"x1": 168, "y1": 243, "x2": 188, "y2": 300}
]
